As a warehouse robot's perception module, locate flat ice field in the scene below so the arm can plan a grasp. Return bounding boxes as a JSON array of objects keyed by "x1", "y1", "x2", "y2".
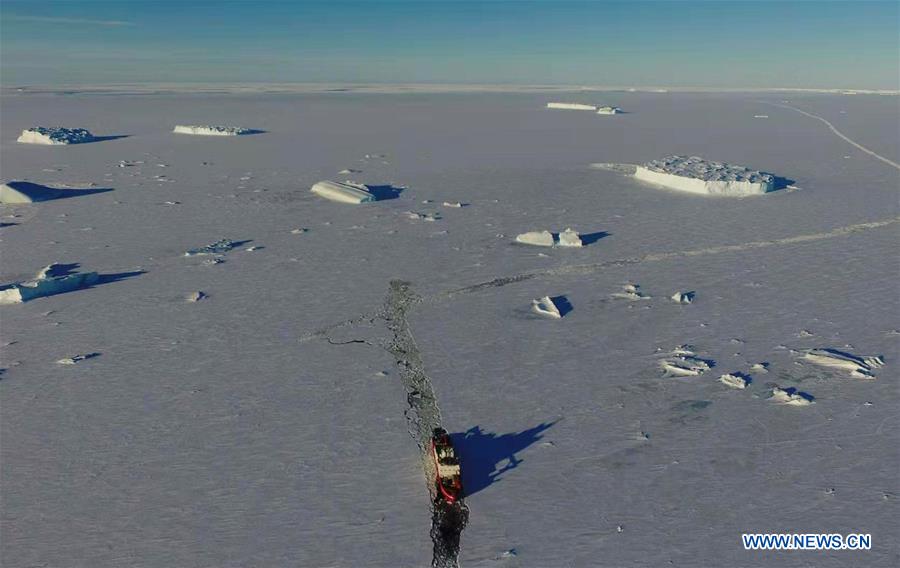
[{"x1": 1, "y1": 89, "x2": 898, "y2": 567}]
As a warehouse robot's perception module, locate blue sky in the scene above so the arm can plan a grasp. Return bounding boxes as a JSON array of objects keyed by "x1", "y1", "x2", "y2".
[{"x1": 1, "y1": 1, "x2": 897, "y2": 88}]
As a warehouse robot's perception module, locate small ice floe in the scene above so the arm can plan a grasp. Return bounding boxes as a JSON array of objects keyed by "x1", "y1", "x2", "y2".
[
  {"x1": 185, "y1": 238, "x2": 243, "y2": 256},
  {"x1": 290, "y1": 228, "x2": 308, "y2": 234},
  {"x1": 659, "y1": 346, "x2": 714, "y2": 376},
  {"x1": 753, "y1": 115, "x2": 769, "y2": 119},
  {"x1": 769, "y1": 386, "x2": 815, "y2": 406},
  {"x1": 173, "y1": 125, "x2": 255, "y2": 136},
  {"x1": 596, "y1": 106, "x2": 623, "y2": 115},
  {"x1": 18, "y1": 127, "x2": 95, "y2": 145},
  {"x1": 532, "y1": 296, "x2": 563, "y2": 319},
  {"x1": 719, "y1": 373, "x2": 751, "y2": 389},
  {"x1": 338, "y1": 168, "x2": 361, "y2": 175},
  {"x1": 245, "y1": 246, "x2": 262, "y2": 252},
  {"x1": 57, "y1": 353, "x2": 100, "y2": 365},
  {"x1": 750, "y1": 362, "x2": 770, "y2": 374},
  {"x1": 803, "y1": 348, "x2": 884, "y2": 379},
  {"x1": 310, "y1": 180, "x2": 375, "y2": 204},
  {"x1": 442, "y1": 201, "x2": 466, "y2": 208},
  {"x1": 611, "y1": 283, "x2": 651, "y2": 301},
  {"x1": 0, "y1": 264, "x2": 99, "y2": 305},
  {"x1": 117, "y1": 160, "x2": 143, "y2": 168},
  {"x1": 186, "y1": 291, "x2": 207, "y2": 302},
  {"x1": 670, "y1": 291, "x2": 695, "y2": 304},
  {"x1": 515, "y1": 228, "x2": 583, "y2": 247}
]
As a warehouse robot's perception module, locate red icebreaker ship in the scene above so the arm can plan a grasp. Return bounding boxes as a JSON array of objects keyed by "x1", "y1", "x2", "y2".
[{"x1": 431, "y1": 428, "x2": 463, "y2": 504}]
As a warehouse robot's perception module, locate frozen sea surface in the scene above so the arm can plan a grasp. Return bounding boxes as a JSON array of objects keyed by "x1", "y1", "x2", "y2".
[{"x1": 1, "y1": 90, "x2": 898, "y2": 567}]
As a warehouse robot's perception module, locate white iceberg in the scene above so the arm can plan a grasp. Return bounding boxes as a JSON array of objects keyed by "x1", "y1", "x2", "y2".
[
  {"x1": 1, "y1": 181, "x2": 62, "y2": 204},
  {"x1": 17, "y1": 127, "x2": 95, "y2": 145},
  {"x1": 670, "y1": 291, "x2": 695, "y2": 304},
  {"x1": 532, "y1": 296, "x2": 563, "y2": 319},
  {"x1": 515, "y1": 229, "x2": 583, "y2": 247},
  {"x1": 634, "y1": 156, "x2": 775, "y2": 196},
  {"x1": 803, "y1": 349, "x2": 884, "y2": 379},
  {"x1": 515, "y1": 230, "x2": 554, "y2": 247},
  {"x1": 659, "y1": 346, "x2": 713, "y2": 376},
  {"x1": 719, "y1": 373, "x2": 749, "y2": 389},
  {"x1": 557, "y1": 228, "x2": 583, "y2": 247},
  {"x1": 611, "y1": 283, "x2": 650, "y2": 301},
  {"x1": 769, "y1": 386, "x2": 814, "y2": 406},
  {"x1": 173, "y1": 125, "x2": 254, "y2": 136},
  {"x1": 546, "y1": 102, "x2": 597, "y2": 111},
  {"x1": 310, "y1": 180, "x2": 375, "y2": 204},
  {"x1": 0, "y1": 264, "x2": 99, "y2": 305}
]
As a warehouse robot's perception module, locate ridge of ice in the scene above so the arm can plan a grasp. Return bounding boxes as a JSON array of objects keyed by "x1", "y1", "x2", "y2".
[
  {"x1": 17, "y1": 127, "x2": 95, "y2": 145},
  {"x1": 184, "y1": 239, "x2": 242, "y2": 256}
]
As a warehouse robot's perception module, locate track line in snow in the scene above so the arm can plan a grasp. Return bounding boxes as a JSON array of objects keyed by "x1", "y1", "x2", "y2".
[
  {"x1": 382, "y1": 280, "x2": 468, "y2": 568},
  {"x1": 435, "y1": 217, "x2": 900, "y2": 300},
  {"x1": 304, "y1": 282, "x2": 468, "y2": 567},
  {"x1": 762, "y1": 101, "x2": 900, "y2": 172}
]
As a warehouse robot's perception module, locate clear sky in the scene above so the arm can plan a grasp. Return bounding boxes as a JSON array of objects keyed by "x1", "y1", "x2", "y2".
[{"x1": 1, "y1": 1, "x2": 897, "y2": 89}]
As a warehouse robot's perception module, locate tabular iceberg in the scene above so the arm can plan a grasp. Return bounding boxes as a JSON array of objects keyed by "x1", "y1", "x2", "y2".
[
  {"x1": 173, "y1": 125, "x2": 254, "y2": 136},
  {"x1": 17, "y1": 127, "x2": 95, "y2": 145},
  {"x1": 634, "y1": 155, "x2": 775, "y2": 196},
  {"x1": 546, "y1": 102, "x2": 597, "y2": 111}
]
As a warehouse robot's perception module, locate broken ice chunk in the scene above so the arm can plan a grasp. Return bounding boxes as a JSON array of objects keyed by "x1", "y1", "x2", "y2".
[
  {"x1": 0, "y1": 265, "x2": 99, "y2": 305},
  {"x1": 557, "y1": 228, "x2": 583, "y2": 247},
  {"x1": 310, "y1": 180, "x2": 375, "y2": 204},
  {"x1": 719, "y1": 373, "x2": 750, "y2": 389},
  {"x1": 670, "y1": 291, "x2": 695, "y2": 304},
  {"x1": 516, "y1": 230, "x2": 554, "y2": 247},
  {"x1": 532, "y1": 296, "x2": 563, "y2": 319},
  {"x1": 769, "y1": 386, "x2": 814, "y2": 406}
]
